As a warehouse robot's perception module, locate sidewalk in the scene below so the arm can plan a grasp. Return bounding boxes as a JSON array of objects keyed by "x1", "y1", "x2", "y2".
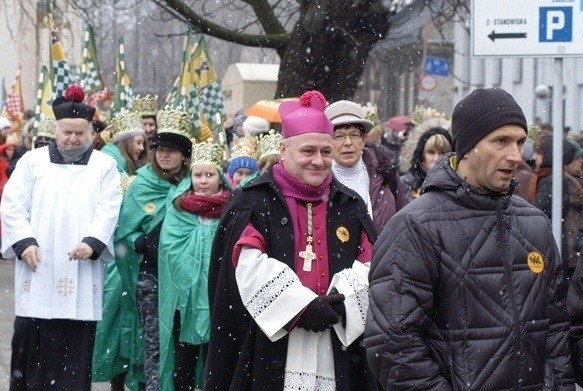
[{"x1": 0, "y1": 259, "x2": 111, "y2": 390}]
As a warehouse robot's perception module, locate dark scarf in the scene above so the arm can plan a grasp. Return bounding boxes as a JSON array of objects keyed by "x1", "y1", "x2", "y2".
[{"x1": 179, "y1": 189, "x2": 231, "y2": 218}]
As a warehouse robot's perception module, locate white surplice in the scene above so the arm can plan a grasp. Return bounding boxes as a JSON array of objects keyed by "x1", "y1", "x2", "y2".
[
  {"x1": 1, "y1": 147, "x2": 122, "y2": 321},
  {"x1": 236, "y1": 247, "x2": 370, "y2": 390}
]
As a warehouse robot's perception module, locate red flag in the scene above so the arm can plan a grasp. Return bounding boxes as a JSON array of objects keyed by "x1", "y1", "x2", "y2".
[{"x1": 4, "y1": 67, "x2": 24, "y2": 121}]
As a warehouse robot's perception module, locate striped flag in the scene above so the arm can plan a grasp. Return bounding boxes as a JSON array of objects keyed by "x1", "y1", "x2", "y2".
[
  {"x1": 165, "y1": 30, "x2": 202, "y2": 134},
  {"x1": 33, "y1": 66, "x2": 55, "y2": 133},
  {"x1": 47, "y1": 0, "x2": 71, "y2": 99},
  {"x1": 80, "y1": 24, "x2": 105, "y2": 95},
  {"x1": 191, "y1": 36, "x2": 225, "y2": 128},
  {"x1": 4, "y1": 66, "x2": 24, "y2": 121},
  {"x1": 112, "y1": 37, "x2": 134, "y2": 113}
]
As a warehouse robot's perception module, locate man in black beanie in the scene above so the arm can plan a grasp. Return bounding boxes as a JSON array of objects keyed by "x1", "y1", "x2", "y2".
[{"x1": 366, "y1": 87, "x2": 574, "y2": 389}]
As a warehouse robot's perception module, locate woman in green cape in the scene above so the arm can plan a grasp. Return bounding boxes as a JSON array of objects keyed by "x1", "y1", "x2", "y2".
[
  {"x1": 97, "y1": 109, "x2": 193, "y2": 391},
  {"x1": 158, "y1": 140, "x2": 231, "y2": 391}
]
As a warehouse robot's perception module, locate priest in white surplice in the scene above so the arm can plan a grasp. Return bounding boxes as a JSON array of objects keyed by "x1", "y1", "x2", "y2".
[
  {"x1": 206, "y1": 90, "x2": 378, "y2": 391},
  {"x1": 1, "y1": 84, "x2": 122, "y2": 391}
]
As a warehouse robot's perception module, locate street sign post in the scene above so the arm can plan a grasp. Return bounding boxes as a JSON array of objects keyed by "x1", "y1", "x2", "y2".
[{"x1": 472, "y1": 0, "x2": 583, "y2": 57}]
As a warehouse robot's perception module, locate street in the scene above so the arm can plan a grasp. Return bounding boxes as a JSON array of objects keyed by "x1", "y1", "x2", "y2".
[{"x1": 0, "y1": 258, "x2": 111, "y2": 390}]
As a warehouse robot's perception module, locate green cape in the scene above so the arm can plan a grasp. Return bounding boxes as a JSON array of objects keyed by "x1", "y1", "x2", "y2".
[
  {"x1": 158, "y1": 176, "x2": 220, "y2": 390},
  {"x1": 92, "y1": 163, "x2": 178, "y2": 387}
]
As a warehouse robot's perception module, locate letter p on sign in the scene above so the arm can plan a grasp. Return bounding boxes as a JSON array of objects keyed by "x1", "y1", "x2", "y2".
[{"x1": 539, "y1": 7, "x2": 573, "y2": 42}]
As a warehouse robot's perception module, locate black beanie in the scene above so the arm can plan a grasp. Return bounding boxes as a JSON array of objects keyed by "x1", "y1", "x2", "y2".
[{"x1": 452, "y1": 88, "x2": 527, "y2": 158}]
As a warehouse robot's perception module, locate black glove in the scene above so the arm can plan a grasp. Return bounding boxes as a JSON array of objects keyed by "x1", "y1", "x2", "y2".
[
  {"x1": 134, "y1": 225, "x2": 162, "y2": 264},
  {"x1": 296, "y1": 293, "x2": 345, "y2": 332},
  {"x1": 329, "y1": 288, "x2": 346, "y2": 327}
]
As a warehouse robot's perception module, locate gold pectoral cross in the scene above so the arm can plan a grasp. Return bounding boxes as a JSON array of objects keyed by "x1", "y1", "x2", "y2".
[{"x1": 299, "y1": 236, "x2": 316, "y2": 272}]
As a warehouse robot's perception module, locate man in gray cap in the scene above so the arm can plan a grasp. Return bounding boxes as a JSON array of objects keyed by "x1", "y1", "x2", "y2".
[
  {"x1": 365, "y1": 87, "x2": 574, "y2": 389},
  {"x1": 1, "y1": 84, "x2": 122, "y2": 390}
]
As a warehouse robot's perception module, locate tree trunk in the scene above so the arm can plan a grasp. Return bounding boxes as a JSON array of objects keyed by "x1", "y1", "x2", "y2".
[{"x1": 276, "y1": 0, "x2": 390, "y2": 102}]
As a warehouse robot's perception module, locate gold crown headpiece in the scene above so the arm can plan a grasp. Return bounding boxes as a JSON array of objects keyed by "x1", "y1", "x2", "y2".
[
  {"x1": 36, "y1": 117, "x2": 56, "y2": 139},
  {"x1": 110, "y1": 109, "x2": 144, "y2": 142},
  {"x1": 362, "y1": 102, "x2": 381, "y2": 133},
  {"x1": 133, "y1": 94, "x2": 158, "y2": 117},
  {"x1": 157, "y1": 109, "x2": 196, "y2": 140},
  {"x1": 190, "y1": 139, "x2": 225, "y2": 171},
  {"x1": 231, "y1": 135, "x2": 259, "y2": 159},
  {"x1": 194, "y1": 114, "x2": 213, "y2": 143},
  {"x1": 410, "y1": 105, "x2": 449, "y2": 127},
  {"x1": 258, "y1": 130, "x2": 282, "y2": 160}
]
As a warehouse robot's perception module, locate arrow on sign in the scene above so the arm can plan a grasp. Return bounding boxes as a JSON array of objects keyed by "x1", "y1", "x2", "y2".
[{"x1": 488, "y1": 30, "x2": 527, "y2": 42}]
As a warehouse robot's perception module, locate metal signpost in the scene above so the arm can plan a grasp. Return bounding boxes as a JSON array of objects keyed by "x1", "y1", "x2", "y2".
[{"x1": 472, "y1": 0, "x2": 583, "y2": 251}]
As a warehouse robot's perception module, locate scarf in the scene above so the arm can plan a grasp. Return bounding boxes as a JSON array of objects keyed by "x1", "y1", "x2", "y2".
[
  {"x1": 272, "y1": 162, "x2": 332, "y2": 245},
  {"x1": 57, "y1": 144, "x2": 91, "y2": 163},
  {"x1": 179, "y1": 189, "x2": 231, "y2": 218},
  {"x1": 332, "y1": 158, "x2": 372, "y2": 217},
  {"x1": 528, "y1": 167, "x2": 552, "y2": 202}
]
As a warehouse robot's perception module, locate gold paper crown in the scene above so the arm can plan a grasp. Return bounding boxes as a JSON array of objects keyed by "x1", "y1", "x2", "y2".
[
  {"x1": 410, "y1": 106, "x2": 449, "y2": 127},
  {"x1": 231, "y1": 135, "x2": 258, "y2": 159},
  {"x1": 157, "y1": 109, "x2": 196, "y2": 140},
  {"x1": 36, "y1": 118, "x2": 56, "y2": 139},
  {"x1": 191, "y1": 139, "x2": 225, "y2": 171},
  {"x1": 362, "y1": 102, "x2": 382, "y2": 133},
  {"x1": 110, "y1": 109, "x2": 144, "y2": 141},
  {"x1": 258, "y1": 130, "x2": 282, "y2": 160},
  {"x1": 133, "y1": 94, "x2": 158, "y2": 117}
]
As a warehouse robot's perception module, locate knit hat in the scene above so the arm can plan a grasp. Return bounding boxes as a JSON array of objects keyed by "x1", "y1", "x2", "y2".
[
  {"x1": 242, "y1": 116, "x2": 270, "y2": 136},
  {"x1": 279, "y1": 90, "x2": 333, "y2": 138},
  {"x1": 539, "y1": 135, "x2": 576, "y2": 168},
  {"x1": 0, "y1": 117, "x2": 11, "y2": 130},
  {"x1": 232, "y1": 109, "x2": 247, "y2": 129},
  {"x1": 452, "y1": 88, "x2": 527, "y2": 158},
  {"x1": 227, "y1": 156, "x2": 258, "y2": 177},
  {"x1": 325, "y1": 100, "x2": 374, "y2": 133},
  {"x1": 110, "y1": 110, "x2": 145, "y2": 144},
  {"x1": 52, "y1": 84, "x2": 96, "y2": 121}
]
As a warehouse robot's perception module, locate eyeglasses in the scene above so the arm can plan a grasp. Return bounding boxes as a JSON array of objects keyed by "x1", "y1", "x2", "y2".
[{"x1": 332, "y1": 132, "x2": 363, "y2": 142}]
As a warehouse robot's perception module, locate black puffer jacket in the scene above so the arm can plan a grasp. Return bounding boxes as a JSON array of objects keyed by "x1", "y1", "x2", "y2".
[{"x1": 366, "y1": 154, "x2": 573, "y2": 390}]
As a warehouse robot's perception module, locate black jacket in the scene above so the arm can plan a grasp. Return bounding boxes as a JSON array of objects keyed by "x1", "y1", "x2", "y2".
[
  {"x1": 205, "y1": 166, "x2": 377, "y2": 390},
  {"x1": 366, "y1": 154, "x2": 573, "y2": 390}
]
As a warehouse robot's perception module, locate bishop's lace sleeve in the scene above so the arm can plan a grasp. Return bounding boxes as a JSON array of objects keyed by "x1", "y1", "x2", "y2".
[
  {"x1": 235, "y1": 247, "x2": 317, "y2": 342},
  {"x1": 327, "y1": 230, "x2": 372, "y2": 346}
]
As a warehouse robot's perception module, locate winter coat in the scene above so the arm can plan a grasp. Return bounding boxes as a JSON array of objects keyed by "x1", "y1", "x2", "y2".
[
  {"x1": 362, "y1": 142, "x2": 407, "y2": 234},
  {"x1": 366, "y1": 154, "x2": 573, "y2": 390}
]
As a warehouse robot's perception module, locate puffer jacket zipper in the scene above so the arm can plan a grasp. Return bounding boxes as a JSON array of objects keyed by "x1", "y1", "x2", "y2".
[{"x1": 496, "y1": 201, "x2": 521, "y2": 390}]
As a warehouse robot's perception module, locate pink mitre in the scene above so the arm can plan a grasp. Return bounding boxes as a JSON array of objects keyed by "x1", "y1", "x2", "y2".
[{"x1": 279, "y1": 90, "x2": 334, "y2": 138}]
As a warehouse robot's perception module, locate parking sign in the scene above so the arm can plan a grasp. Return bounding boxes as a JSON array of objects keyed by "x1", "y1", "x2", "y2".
[{"x1": 472, "y1": 0, "x2": 583, "y2": 56}]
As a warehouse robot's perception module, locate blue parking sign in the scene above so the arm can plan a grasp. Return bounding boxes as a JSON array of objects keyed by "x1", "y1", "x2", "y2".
[
  {"x1": 424, "y1": 56, "x2": 450, "y2": 77},
  {"x1": 539, "y1": 7, "x2": 572, "y2": 42}
]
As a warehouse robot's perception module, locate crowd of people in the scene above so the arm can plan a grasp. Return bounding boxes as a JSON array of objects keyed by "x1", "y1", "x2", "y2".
[{"x1": 2, "y1": 84, "x2": 583, "y2": 390}]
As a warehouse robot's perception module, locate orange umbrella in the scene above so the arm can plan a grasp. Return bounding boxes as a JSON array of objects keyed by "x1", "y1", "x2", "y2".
[{"x1": 246, "y1": 98, "x2": 298, "y2": 123}]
